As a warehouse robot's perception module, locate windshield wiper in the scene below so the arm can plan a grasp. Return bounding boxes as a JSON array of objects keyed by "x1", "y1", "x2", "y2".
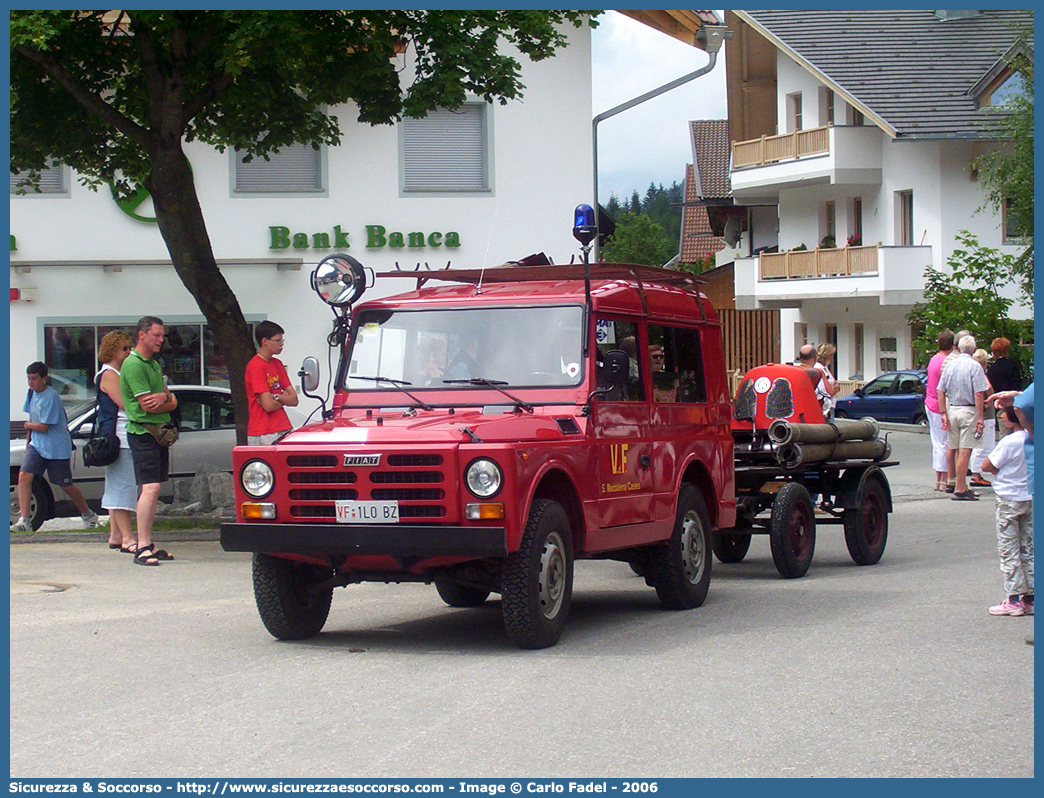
[
  {"x1": 442, "y1": 378, "x2": 534, "y2": 413},
  {"x1": 350, "y1": 376, "x2": 435, "y2": 411}
]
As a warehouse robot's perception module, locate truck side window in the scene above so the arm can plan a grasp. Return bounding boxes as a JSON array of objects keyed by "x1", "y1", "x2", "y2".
[
  {"x1": 595, "y1": 318, "x2": 643, "y2": 401},
  {"x1": 649, "y1": 325, "x2": 707, "y2": 404}
]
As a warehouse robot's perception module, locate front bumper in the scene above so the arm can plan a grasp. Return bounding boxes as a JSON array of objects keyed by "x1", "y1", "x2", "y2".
[{"x1": 220, "y1": 522, "x2": 508, "y2": 558}]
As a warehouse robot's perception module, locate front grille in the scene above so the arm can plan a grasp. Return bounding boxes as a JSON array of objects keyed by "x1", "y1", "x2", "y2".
[
  {"x1": 371, "y1": 488, "x2": 444, "y2": 501},
  {"x1": 288, "y1": 455, "x2": 338, "y2": 468},
  {"x1": 387, "y1": 454, "x2": 443, "y2": 467},
  {"x1": 371, "y1": 471, "x2": 443, "y2": 484},
  {"x1": 290, "y1": 488, "x2": 359, "y2": 501},
  {"x1": 285, "y1": 450, "x2": 451, "y2": 522}
]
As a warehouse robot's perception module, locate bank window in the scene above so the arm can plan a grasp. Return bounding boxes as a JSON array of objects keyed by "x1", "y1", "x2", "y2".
[
  {"x1": 11, "y1": 163, "x2": 69, "y2": 196},
  {"x1": 40, "y1": 321, "x2": 256, "y2": 408},
  {"x1": 233, "y1": 143, "x2": 324, "y2": 194},
  {"x1": 401, "y1": 103, "x2": 491, "y2": 192},
  {"x1": 649, "y1": 325, "x2": 707, "y2": 404},
  {"x1": 595, "y1": 318, "x2": 643, "y2": 401}
]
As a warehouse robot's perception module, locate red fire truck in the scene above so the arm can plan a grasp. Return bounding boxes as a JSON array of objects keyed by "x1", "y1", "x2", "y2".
[{"x1": 222, "y1": 210, "x2": 893, "y2": 648}]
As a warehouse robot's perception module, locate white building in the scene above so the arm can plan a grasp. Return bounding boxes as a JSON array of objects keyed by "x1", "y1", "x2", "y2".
[
  {"x1": 9, "y1": 26, "x2": 595, "y2": 417},
  {"x1": 724, "y1": 9, "x2": 1031, "y2": 381}
]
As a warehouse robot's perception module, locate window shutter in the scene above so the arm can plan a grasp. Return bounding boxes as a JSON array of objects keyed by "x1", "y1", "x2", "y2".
[
  {"x1": 11, "y1": 164, "x2": 66, "y2": 194},
  {"x1": 235, "y1": 144, "x2": 322, "y2": 193},
  {"x1": 403, "y1": 104, "x2": 488, "y2": 192}
]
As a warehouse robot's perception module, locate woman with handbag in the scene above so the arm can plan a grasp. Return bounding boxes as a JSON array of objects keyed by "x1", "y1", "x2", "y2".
[{"x1": 96, "y1": 330, "x2": 138, "y2": 553}]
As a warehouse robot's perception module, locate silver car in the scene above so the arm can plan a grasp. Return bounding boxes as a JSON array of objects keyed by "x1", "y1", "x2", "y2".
[{"x1": 10, "y1": 385, "x2": 289, "y2": 530}]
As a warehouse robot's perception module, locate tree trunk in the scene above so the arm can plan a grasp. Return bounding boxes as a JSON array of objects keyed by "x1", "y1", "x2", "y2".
[{"x1": 145, "y1": 146, "x2": 255, "y2": 445}]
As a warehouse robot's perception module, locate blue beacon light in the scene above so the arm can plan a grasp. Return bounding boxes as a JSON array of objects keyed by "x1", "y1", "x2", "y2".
[{"x1": 572, "y1": 204, "x2": 597, "y2": 246}]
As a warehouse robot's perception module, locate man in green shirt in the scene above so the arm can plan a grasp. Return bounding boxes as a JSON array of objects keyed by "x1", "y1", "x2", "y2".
[{"x1": 120, "y1": 316, "x2": 178, "y2": 566}]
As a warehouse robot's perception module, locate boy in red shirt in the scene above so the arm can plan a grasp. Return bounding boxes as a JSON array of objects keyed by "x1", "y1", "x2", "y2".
[{"x1": 245, "y1": 321, "x2": 299, "y2": 445}]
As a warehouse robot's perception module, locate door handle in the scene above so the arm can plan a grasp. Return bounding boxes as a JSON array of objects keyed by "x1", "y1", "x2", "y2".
[{"x1": 639, "y1": 455, "x2": 651, "y2": 468}]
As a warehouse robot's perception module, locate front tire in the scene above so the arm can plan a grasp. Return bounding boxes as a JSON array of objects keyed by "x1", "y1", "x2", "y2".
[
  {"x1": 502, "y1": 499, "x2": 574, "y2": 649},
  {"x1": 843, "y1": 476, "x2": 889, "y2": 565},
  {"x1": 435, "y1": 577, "x2": 491, "y2": 607},
  {"x1": 913, "y1": 412, "x2": 928, "y2": 427},
  {"x1": 712, "y1": 532, "x2": 752, "y2": 564},
  {"x1": 252, "y1": 553, "x2": 334, "y2": 640},
  {"x1": 769, "y1": 483, "x2": 816, "y2": 578},
  {"x1": 645, "y1": 484, "x2": 712, "y2": 610}
]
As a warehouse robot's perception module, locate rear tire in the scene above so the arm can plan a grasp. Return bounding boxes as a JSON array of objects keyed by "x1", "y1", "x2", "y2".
[
  {"x1": 645, "y1": 484, "x2": 712, "y2": 610},
  {"x1": 844, "y1": 476, "x2": 889, "y2": 565},
  {"x1": 502, "y1": 499, "x2": 573, "y2": 649},
  {"x1": 435, "y1": 577, "x2": 491, "y2": 607},
  {"x1": 769, "y1": 483, "x2": 816, "y2": 578},
  {"x1": 10, "y1": 475, "x2": 53, "y2": 531},
  {"x1": 712, "y1": 532, "x2": 752, "y2": 564},
  {"x1": 913, "y1": 412, "x2": 927, "y2": 427},
  {"x1": 252, "y1": 553, "x2": 334, "y2": 640}
]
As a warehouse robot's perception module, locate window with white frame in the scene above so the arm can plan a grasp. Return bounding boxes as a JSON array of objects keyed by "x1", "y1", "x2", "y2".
[
  {"x1": 233, "y1": 143, "x2": 324, "y2": 194},
  {"x1": 879, "y1": 336, "x2": 897, "y2": 372},
  {"x1": 402, "y1": 103, "x2": 491, "y2": 193},
  {"x1": 11, "y1": 163, "x2": 68, "y2": 196}
]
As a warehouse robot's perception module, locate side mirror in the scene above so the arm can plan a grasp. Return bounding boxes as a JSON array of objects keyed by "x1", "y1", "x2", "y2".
[
  {"x1": 300, "y1": 357, "x2": 320, "y2": 394},
  {"x1": 602, "y1": 349, "x2": 629, "y2": 386},
  {"x1": 72, "y1": 421, "x2": 93, "y2": 439},
  {"x1": 853, "y1": 388, "x2": 864, "y2": 397}
]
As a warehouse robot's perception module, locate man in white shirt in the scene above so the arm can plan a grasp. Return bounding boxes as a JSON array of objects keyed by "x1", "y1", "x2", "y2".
[{"x1": 938, "y1": 335, "x2": 988, "y2": 500}]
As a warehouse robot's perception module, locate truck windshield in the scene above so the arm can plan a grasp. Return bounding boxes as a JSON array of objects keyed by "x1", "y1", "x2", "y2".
[{"x1": 345, "y1": 305, "x2": 585, "y2": 391}]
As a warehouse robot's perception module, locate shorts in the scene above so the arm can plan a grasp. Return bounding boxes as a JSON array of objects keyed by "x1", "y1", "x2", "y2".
[
  {"x1": 946, "y1": 405, "x2": 982, "y2": 450},
  {"x1": 248, "y1": 431, "x2": 286, "y2": 446},
  {"x1": 20, "y1": 445, "x2": 74, "y2": 487},
  {"x1": 102, "y1": 448, "x2": 139, "y2": 511},
  {"x1": 128, "y1": 431, "x2": 169, "y2": 485}
]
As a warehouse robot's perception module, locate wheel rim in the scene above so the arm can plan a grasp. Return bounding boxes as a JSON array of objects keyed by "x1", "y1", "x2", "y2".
[
  {"x1": 538, "y1": 531, "x2": 567, "y2": 619},
  {"x1": 861, "y1": 492, "x2": 885, "y2": 549},
  {"x1": 680, "y1": 510, "x2": 707, "y2": 584},
  {"x1": 10, "y1": 486, "x2": 37, "y2": 526},
  {"x1": 789, "y1": 502, "x2": 813, "y2": 560}
]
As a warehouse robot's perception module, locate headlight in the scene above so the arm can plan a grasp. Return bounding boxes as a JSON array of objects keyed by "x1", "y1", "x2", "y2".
[
  {"x1": 241, "y1": 460, "x2": 275, "y2": 499},
  {"x1": 465, "y1": 458, "x2": 503, "y2": 498}
]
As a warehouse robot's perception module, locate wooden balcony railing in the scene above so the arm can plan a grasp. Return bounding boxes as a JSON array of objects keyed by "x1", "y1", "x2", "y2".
[
  {"x1": 732, "y1": 125, "x2": 831, "y2": 169},
  {"x1": 759, "y1": 244, "x2": 879, "y2": 280}
]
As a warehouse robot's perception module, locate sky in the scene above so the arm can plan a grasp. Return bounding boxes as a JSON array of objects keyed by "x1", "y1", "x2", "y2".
[{"x1": 591, "y1": 11, "x2": 728, "y2": 205}]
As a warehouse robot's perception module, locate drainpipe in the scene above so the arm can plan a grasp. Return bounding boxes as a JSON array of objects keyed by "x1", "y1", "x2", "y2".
[{"x1": 592, "y1": 25, "x2": 730, "y2": 260}]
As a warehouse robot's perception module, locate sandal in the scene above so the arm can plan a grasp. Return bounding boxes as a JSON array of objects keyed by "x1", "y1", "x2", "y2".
[
  {"x1": 969, "y1": 476, "x2": 992, "y2": 487},
  {"x1": 952, "y1": 490, "x2": 979, "y2": 501},
  {"x1": 136, "y1": 543, "x2": 174, "y2": 561},
  {"x1": 108, "y1": 543, "x2": 122, "y2": 550},
  {"x1": 119, "y1": 543, "x2": 139, "y2": 554},
  {"x1": 134, "y1": 547, "x2": 160, "y2": 566}
]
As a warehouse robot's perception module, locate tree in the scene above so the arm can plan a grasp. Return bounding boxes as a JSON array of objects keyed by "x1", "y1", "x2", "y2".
[
  {"x1": 907, "y1": 232, "x2": 1032, "y2": 376},
  {"x1": 973, "y1": 18, "x2": 1034, "y2": 307},
  {"x1": 11, "y1": 10, "x2": 594, "y2": 441},
  {"x1": 600, "y1": 212, "x2": 674, "y2": 267}
]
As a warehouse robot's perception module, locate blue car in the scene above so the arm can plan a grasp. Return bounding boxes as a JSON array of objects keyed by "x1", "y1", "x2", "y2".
[{"x1": 834, "y1": 369, "x2": 928, "y2": 426}]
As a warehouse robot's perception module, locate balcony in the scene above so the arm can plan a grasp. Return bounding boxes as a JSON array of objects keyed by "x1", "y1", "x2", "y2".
[
  {"x1": 730, "y1": 125, "x2": 883, "y2": 203},
  {"x1": 734, "y1": 244, "x2": 932, "y2": 309}
]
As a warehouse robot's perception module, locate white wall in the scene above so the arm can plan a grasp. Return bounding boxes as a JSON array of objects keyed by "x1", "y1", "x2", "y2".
[{"x1": 9, "y1": 27, "x2": 594, "y2": 417}]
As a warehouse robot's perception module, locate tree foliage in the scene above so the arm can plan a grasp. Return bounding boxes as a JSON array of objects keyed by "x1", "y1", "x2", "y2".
[
  {"x1": 600, "y1": 211, "x2": 675, "y2": 267},
  {"x1": 973, "y1": 15, "x2": 1034, "y2": 307},
  {"x1": 603, "y1": 180, "x2": 684, "y2": 266},
  {"x1": 907, "y1": 232, "x2": 1032, "y2": 376},
  {"x1": 10, "y1": 10, "x2": 595, "y2": 441}
]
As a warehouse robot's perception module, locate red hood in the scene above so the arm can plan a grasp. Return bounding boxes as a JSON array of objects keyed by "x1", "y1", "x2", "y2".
[{"x1": 281, "y1": 407, "x2": 584, "y2": 445}]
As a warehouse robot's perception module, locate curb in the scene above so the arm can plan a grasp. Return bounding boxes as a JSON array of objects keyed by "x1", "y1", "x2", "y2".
[{"x1": 11, "y1": 527, "x2": 221, "y2": 545}]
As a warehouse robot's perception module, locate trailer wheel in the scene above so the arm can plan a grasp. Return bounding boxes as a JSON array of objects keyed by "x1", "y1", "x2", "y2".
[
  {"x1": 252, "y1": 553, "x2": 334, "y2": 640},
  {"x1": 769, "y1": 483, "x2": 816, "y2": 578},
  {"x1": 645, "y1": 484, "x2": 712, "y2": 610},
  {"x1": 843, "y1": 476, "x2": 889, "y2": 565},
  {"x1": 435, "y1": 578, "x2": 491, "y2": 607},
  {"x1": 502, "y1": 499, "x2": 573, "y2": 649},
  {"x1": 712, "y1": 532, "x2": 752, "y2": 564}
]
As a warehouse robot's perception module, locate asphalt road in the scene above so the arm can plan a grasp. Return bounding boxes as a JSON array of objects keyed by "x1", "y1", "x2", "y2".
[{"x1": 9, "y1": 431, "x2": 1034, "y2": 778}]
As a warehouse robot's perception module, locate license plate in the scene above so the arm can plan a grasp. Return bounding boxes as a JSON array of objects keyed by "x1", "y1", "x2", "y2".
[{"x1": 335, "y1": 500, "x2": 399, "y2": 524}]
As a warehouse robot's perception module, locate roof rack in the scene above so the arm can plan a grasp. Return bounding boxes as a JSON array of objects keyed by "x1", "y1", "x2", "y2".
[{"x1": 375, "y1": 262, "x2": 707, "y2": 292}]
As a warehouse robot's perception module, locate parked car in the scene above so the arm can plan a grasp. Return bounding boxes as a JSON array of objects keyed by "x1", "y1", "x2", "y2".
[
  {"x1": 834, "y1": 369, "x2": 928, "y2": 426},
  {"x1": 10, "y1": 385, "x2": 304, "y2": 530}
]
